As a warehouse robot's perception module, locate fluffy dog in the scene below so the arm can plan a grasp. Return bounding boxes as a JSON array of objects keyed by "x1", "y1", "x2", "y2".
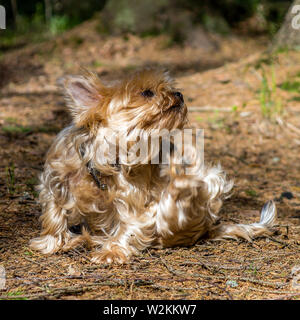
[{"x1": 30, "y1": 69, "x2": 277, "y2": 263}]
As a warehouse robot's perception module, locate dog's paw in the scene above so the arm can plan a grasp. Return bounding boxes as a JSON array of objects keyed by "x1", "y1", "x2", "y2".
[
  {"x1": 90, "y1": 246, "x2": 129, "y2": 264},
  {"x1": 29, "y1": 234, "x2": 62, "y2": 255},
  {"x1": 166, "y1": 147, "x2": 203, "y2": 180},
  {"x1": 166, "y1": 162, "x2": 205, "y2": 201}
]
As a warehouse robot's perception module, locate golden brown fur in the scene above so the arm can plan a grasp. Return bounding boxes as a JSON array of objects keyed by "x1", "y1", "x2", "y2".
[{"x1": 30, "y1": 68, "x2": 277, "y2": 263}]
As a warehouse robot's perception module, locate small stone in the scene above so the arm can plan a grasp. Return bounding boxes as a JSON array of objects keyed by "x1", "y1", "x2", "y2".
[
  {"x1": 272, "y1": 157, "x2": 280, "y2": 163},
  {"x1": 20, "y1": 192, "x2": 32, "y2": 201},
  {"x1": 226, "y1": 280, "x2": 238, "y2": 288},
  {"x1": 240, "y1": 111, "x2": 252, "y2": 117}
]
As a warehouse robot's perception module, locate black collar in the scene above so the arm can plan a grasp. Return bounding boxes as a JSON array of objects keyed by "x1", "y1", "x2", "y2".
[
  {"x1": 79, "y1": 144, "x2": 120, "y2": 190},
  {"x1": 86, "y1": 161, "x2": 107, "y2": 190}
]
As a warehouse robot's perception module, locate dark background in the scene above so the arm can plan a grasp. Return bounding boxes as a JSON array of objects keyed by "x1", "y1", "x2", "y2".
[{"x1": 0, "y1": 0, "x2": 293, "y2": 50}]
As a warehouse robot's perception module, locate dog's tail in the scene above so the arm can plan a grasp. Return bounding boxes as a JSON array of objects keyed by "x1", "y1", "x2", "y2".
[{"x1": 209, "y1": 200, "x2": 277, "y2": 241}]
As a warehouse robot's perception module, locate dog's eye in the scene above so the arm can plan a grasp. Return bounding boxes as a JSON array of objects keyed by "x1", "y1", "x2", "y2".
[{"x1": 141, "y1": 90, "x2": 154, "y2": 98}]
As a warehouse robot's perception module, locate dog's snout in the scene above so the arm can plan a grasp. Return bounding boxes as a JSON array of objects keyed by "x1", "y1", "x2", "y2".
[
  {"x1": 168, "y1": 91, "x2": 185, "y2": 112},
  {"x1": 174, "y1": 91, "x2": 184, "y2": 103}
]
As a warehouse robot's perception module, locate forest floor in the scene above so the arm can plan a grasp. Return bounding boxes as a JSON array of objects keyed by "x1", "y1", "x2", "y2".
[{"x1": 1, "y1": 20, "x2": 300, "y2": 300}]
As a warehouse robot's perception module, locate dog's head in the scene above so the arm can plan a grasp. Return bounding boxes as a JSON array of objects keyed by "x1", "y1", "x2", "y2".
[{"x1": 63, "y1": 68, "x2": 188, "y2": 134}]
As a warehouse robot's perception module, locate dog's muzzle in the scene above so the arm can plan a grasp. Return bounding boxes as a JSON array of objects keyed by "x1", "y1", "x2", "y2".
[{"x1": 169, "y1": 91, "x2": 184, "y2": 111}]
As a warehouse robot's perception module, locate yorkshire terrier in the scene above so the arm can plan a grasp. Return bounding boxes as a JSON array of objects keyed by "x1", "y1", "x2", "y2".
[{"x1": 30, "y1": 68, "x2": 277, "y2": 263}]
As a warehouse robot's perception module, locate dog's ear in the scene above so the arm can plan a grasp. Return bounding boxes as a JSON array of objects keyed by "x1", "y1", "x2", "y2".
[{"x1": 62, "y1": 74, "x2": 105, "y2": 129}]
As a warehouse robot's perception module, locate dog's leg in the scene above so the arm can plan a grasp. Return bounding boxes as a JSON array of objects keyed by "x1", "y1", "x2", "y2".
[
  {"x1": 29, "y1": 197, "x2": 72, "y2": 254},
  {"x1": 208, "y1": 200, "x2": 277, "y2": 241},
  {"x1": 156, "y1": 170, "x2": 214, "y2": 247},
  {"x1": 156, "y1": 146, "x2": 232, "y2": 246},
  {"x1": 29, "y1": 168, "x2": 74, "y2": 255},
  {"x1": 90, "y1": 224, "x2": 137, "y2": 264},
  {"x1": 156, "y1": 145, "x2": 276, "y2": 246},
  {"x1": 90, "y1": 211, "x2": 156, "y2": 264}
]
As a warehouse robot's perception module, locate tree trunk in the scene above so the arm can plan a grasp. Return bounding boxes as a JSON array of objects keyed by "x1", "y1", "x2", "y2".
[
  {"x1": 272, "y1": 0, "x2": 300, "y2": 50},
  {"x1": 44, "y1": 0, "x2": 52, "y2": 25},
  {"x1": 10, "y1": 0, "x2": 18, "y2": 28}
]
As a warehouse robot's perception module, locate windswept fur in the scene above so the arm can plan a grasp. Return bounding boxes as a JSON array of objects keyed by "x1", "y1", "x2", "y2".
[{"x1": 30, "y1": 68, "x2": 277, "y2": 263}]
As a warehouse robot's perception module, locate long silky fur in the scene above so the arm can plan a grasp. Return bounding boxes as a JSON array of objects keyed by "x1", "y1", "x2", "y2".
[{"x1": 30, "y1": 68, "x2": 277, "y2": 263}]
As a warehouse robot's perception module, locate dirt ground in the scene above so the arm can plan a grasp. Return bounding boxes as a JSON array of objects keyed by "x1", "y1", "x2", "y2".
[{"x1": 1, "y1": 20, "x2": 300, "y2": 300}]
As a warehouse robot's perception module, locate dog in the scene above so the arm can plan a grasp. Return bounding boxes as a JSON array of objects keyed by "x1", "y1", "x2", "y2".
[{"x1": 30, "y1": 68, "x2": 277, "y2": 263}]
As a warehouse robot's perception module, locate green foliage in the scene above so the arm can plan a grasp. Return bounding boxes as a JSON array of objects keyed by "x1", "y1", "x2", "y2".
[
  {"x1": 100, "y1": 0, "x2": 169, "y2": 35},
  {"x1": 259, "y1": 66, "x2": 282, "y2": 119},
  {"x1": 289, "y1": 96, "x2": 300, "y2": 102},
  {"x1": 14, "y1": 2, "x2": 46, "y2": 37},
  {"x1": 201, "y1": 13, "x2": 230, "y2": 34},
  {"x1": 109, "y1": 0, "x2": 136, "y2": 33},
  {"x1": 1, "y1": 124, "x2": 59, "y2": 136},
  {"x1": 254, "y1": 56, "x2": 274, "y2": 70},
  {"x1": 4, "y1": 117, "x2": 18, "y2": 124},
  {"x1": 263, "y1": 0, "x2": 291, "y2": 36},
  {"x1": 0, "y1": 1, "x2": 94, "y2": 49},
  {"x1": 231, "y1": 105, "x2": 238, "y2": 113},
  {"x1": 280, "y1": 81, "x2": 300, "y2": 93},
  {"x1": 6, "y1": 291, "x2": 27, "y2": 300},
  {"x1": 247, "y1": 262, "x2": 259, "y2": 276},
  {"x1": 25, "y1": 177, "x2": 38, "y2": 192},
  {"x1": 245, "y1": 189, "x2": 258, "y2": 198},
  {"x1": 24, "y1": 250, "x2": 33, "y2": 256},
  {"x1": 2, "y1": 125, "x2": 32, "y2": 134},
  {"x1": 280, "y1": 74, "x2": 300, "y2": 102},
  {"x1": 49, "y1": 15, "x2": 71, "y2": 35}
]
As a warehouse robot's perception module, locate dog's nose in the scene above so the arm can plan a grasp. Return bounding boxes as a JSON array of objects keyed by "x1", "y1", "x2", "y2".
[{"x1": 174, "y1": 91, "x2": 184, "y2": 103}]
